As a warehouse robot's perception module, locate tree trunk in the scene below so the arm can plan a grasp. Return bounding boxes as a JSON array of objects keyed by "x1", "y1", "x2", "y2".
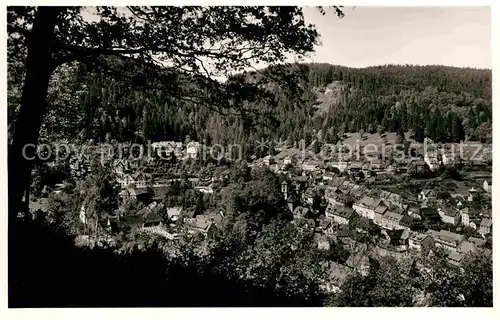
[
  {"x1": 8, "y1": 7, "x2": 60, "y2": 217},
  {"x1": 8, "y1": 7, "x2": 62, "y2": 308}
]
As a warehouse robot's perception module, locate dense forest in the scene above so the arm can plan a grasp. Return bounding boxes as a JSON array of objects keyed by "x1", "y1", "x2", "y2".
[{"x1": 9, "y1": 62, "x2": 491, "y2": 153}]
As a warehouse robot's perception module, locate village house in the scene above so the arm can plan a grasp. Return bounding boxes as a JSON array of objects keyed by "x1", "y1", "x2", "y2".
[
  {"x1": 460, "y1": 208, "x2": 470, "y2": 226},
  {"x1": 346, "y1": 252, "x2": 370, "y2": 276},
  {"x1": 310, "y1": 170, "x2": 324, "y2": 183},
  {"x1": 408, "y1": 232, "x2": 434, "y2": 252},
  {"x1": 151, "y1": 141, "x2": 183, "y2": 158},
  {"x1": 407, "y1": 205, "x2": 420, "y2": 217},
  {"x1": 326, "y1": 203, "x2": 354, "y2": 225},
  {"x1": 372, "y1": 204, "x2": 389, "y2": 226},
  {"x1": 479, "y1": 218, "x2": 492, "y2": 236},
  {"x1": 458, "y1": 240, "x2": 476, "y2": 255},
  {"x1": 113, "y1": 159, "x2": 131, "y2": 175},
  {"x1": 441, "y1": 150, "x2": 459, "y2": 166},
  {"x1": 293, "y1": 206, "x2": 311, "y2": 220},
  {"x1": 302, "y1": 160, "x2": 324, "y2": 172},
  {"x1": 329, "y1": 193, "x2": 352, "y2": 207},
  {"x1": 125, "y1": 187, "x2": 152, "y2": 204},
  {"x1": 399, "y1": 213, "x2": 425, "y2": 231},
  {"x1": 185, "y1": 217, "x2": 214, "y2": 235},
  {"x1": 352, "y1": 185, "x2": 370, "y2": 200},
  {"x1": 315, "y1": 233, "x2": 331, "y2": 250},
  {"x1": 197, "y1": 209, "x2": 225, "y2": 226},
  {"x1": 424, "y1": 152, "x2": 440, "y2": 171},
  {"x1": 291, "y1": 175, "x2": 309, "y2": 192},
  {"x1": 286, "y1": 192, "x2": 300, "y2": 213},
  {"x1": 273, "y1": 148, "x2": 301, "y2": 165},
  {"x1": 140, "y1": 204, "x2": 163, "y2": 228},
  {"x1": 378, "y1": 211, "x2": 405, "y2": 230},
  {"x1": 353, "y1": 196, "x2": 382, "y2": 220},
  {"x1": 393, "y1": 158, "x2": 410, "y2": 174},
  {"x1": 116, "y1": 173, "x2": 133, "y2": 189},
  {"x1": 376, "y1": 190, "x2": 404, "y2": 210},
  {"x1": 319, "y1": 262, "x2": 350, "y2": 294},
  {"x1": 315, "y1": 218, "x2": 335, "y2": 236},
  {"x1": 338, "y1": 180, "x2": 355, "y2": 195},
  {"x1": 469, "y1": 221, "x2": 477, "y2": 230},
  {"x1": 303, "y1": 187, "x2": 318, "y2": 205},
  {"x1": 328, "y1": 160, "x2": 349, "y2": 173},
  {"x1": 420, "y1": 206, "x2": 442, "y2": 229},
  {"x1": 324, "y1": 185, "x2": 342, "y2": 203},
  {"x1": 116, "y1": 171, "x2": 150, "y2": 189},
  {"x1": 262, "y1": 155, "x2": 276, "y2": 166},
  {"x1": 327, "y1": 176, "x2": 347, "y2": 189},
  {"x1": 115, "y1": 203, "x2": 164, "y2": 234},
  {"x1": 165, "y1": 206, "x2": 183, "y2": 222},
  {"x1": 386, "y1": 228, "x2": 410, "y2": 251},
  {"x1": 132, "y1": 171, "x2": 149, "y2": 188},
  {"x1": 418, "y1": 189, "x2": 437, "y2": 202},
  {"x1": 186, "y1": 141, "x2": 201, "y2": 159},
  {"x1": 438, "y1": 207, "x2": 460, "y2": 226},
  {"x1": 361, "y1": 163, "x2": 372, "y2": 177},
  {"x1": 433, "y1": 230, "x2": 465, "y2": 252},
  {"x1": 194, "y1": 185, "x2": 214, "y2": 194},
  {"x1": 415, "y1": 158, "x2": 430, "y2": 172},
  {"x1": 447, "y1": 251, "x2": 463, "y2": 268}
]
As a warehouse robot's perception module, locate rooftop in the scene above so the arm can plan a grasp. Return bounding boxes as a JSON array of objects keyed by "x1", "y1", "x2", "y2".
[
  {"x1": 326, "y1": 204, "x2": 354, "y2": 219},
  {"x1": 438, "y1": 230, "x2": 464, "y2": 244},
  {"x1": 459, "y1": 241, "x2": 476, "y2": 255},
  {"x1": 384, "y1": 211, "x2": 404, "y2": 223},
  {"x1": 374, "y1": 205, "x2": 388, "y2": 214},
  {"x1": 357, "y1": 196, "x2": 377, "y2": 209},
  {"x1": 409, "y1": 232, "x2": 429, "y2": 242},
  {"x1": 480, "y1": 218, "x2": 492, "y2": 228},
  {"x1": 185, "y1": 217, "x2": 212, "y2": 232}
]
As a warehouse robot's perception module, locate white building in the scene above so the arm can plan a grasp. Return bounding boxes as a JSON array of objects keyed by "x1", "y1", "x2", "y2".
[
  {"x1": 483, "y1": 179, "x2": 492, "y2": 193},
  {"x1": 460, "y1": 209, "x2": 470, "y2": 226},
  {"x1": 438, "y1": 208, "x2": 460, "y2": 225},
  {"x1": 418, "y1": 189, "x2": 437, "y2": 202},
  {"x1": 151, "y1": 141, "x2": 183, "y2": 158},
  {"x1": 326, "y1": 203, "x2": 354, "y2": 225},
  {"x1": 408, "y1": 232, "x2": 433, "y2": 252},
  {"x1": 377, "y1": 211, "x2": 405, "y2": 230},
  {"x1": 353, "y1": 196, "x2": 379, "y2": 220},
  {"x1": 301, "y1": 160, "x2": 323, "y2": 172},
  {"x1": 329, "y1": 161, "x2": 348, "y2": 172},
  {"x1": 424, "y1": 152, "x2": 440, "y2": 171},
  {"x1": 479, "y1": 218, "x2": 492, "y2": 236},
  {"x1": 194, "y1": 186, "x2": 214, "y2": 194},
  {"x1": 79, "y1": 205, "x2": 87, "y2": 225},
  {"x1": 186, "y1": 141, "x2": 201, "y2": 159}
]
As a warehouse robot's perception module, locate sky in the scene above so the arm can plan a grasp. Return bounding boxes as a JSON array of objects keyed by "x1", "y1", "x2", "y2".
[{"x1": 301, "y1": 6, "x2": 491, "y2": 69}]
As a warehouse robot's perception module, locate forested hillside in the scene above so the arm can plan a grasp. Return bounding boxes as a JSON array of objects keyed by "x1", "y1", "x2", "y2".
[{"x1": 9, "y1": 63, "x2": 491, "y2": 150}]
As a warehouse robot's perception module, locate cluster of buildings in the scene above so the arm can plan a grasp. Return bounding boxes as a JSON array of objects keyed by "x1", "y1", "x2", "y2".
[
  {"x1": 255, "y1": 145, "x2": 493, "y2": 292},
  {"x1": 40, "y1": 138, "x2": 492, "y2": 290}
]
